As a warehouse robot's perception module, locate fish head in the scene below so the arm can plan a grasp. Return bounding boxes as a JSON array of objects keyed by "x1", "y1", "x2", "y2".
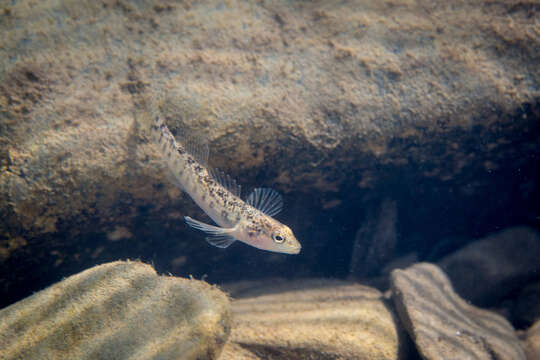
[{"x1": 239, "y1": 216, "x2": 301, "y2": 254}]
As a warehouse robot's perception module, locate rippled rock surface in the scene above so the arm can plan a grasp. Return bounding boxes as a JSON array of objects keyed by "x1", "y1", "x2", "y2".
[
  {"x1": 0, "y1": 261, "x2": 231, "y2": 360},
  {"x1": 220, "y1": 278, "x2": 406, "y2": 360},
  {"x1": 391, "y1": 262, "x2": 525, "y2": 360}
]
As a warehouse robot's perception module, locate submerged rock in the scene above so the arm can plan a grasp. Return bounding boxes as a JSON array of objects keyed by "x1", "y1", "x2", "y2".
[
  {"x1": 439, "y1": 226, "x2": 540, "y2": 306},
  {"x1": 525, "y1": 320, "x2": 540, "y2": 360},
  {"x1": 511, "y1": 281, "x2": 540, "y2": 329},
  {"x1": 349, "y1": 198, "x2": 398, "y2": 279},
  {"x1": 0, "y1": 261, "x2": 231, "y2": 360},
  {"x1": 220, "y1": 278, "x2": 406, "y2": 360},
  {"x1": 391, "y1": 262, "x2": 525, "y2": 360}
]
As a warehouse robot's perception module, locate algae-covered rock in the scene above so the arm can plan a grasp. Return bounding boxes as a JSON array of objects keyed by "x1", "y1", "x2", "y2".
[
  {"x1": 0, "y1": 261, "x2": 231, "y2": 360},
  {"x1": 220, "y1": 278, "x2": 406, "y2": 360},
  {"x1": 391, "y1": 262, "x2": 525, "y2": 360},
  {"x1": 1, "y1": 0, "x2": 537, "y2": 237}
]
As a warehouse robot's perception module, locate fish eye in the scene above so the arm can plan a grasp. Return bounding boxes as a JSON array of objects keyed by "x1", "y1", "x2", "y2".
[{"x1": 272, "y1": 232, "x2": 285, "y2": 243}]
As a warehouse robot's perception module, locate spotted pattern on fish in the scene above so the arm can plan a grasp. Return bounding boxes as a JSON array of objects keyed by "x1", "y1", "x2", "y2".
[{"x1": 151, "y1": 114, "x2": 301, "y2": 254}]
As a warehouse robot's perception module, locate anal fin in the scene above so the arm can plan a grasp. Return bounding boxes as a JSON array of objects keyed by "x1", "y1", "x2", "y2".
[{"x1": 184, "y1": 216, "x2": 237, "y2": 248}]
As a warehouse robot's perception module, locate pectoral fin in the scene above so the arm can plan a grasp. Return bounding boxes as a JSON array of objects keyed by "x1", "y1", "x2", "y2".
[{"x1": 184, "y1": 216, "x2": 237, "y2": 248}]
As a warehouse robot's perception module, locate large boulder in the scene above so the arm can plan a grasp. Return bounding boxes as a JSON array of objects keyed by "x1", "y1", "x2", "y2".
[
  {"x1": 391, "y1": 262, "x2": 525, "y2": 360},
  {"x1": 220, "y1": 278, "x2": 407, "y2": 360},
  {"x1": 0, "y1": 261, "x2": 231, "y2": 360}
]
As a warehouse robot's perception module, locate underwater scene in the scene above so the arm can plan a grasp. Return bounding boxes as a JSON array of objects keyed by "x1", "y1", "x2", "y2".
[{"x1": 0, "y1": 1, "x2": 539, "y2": 359}]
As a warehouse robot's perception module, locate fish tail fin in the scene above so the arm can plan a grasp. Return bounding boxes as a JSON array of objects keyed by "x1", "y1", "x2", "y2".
[
  {"x1": 152, "y1": 114, "x2": 182, "y2": 155},
  {"x1": 149, "y1": 93, "x2": 209, "y2": 164}
]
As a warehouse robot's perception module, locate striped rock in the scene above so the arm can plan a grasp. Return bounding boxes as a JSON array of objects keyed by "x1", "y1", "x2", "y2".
[
  {"x1": 391, "y1": 262, "x2": 525, "y2": 360},
  {"x1": 219, "y1": 278, "x2": 407, "y2": 360},
  {"x1": 0, "y1": 261, "x2": 231, "y2": 360}
]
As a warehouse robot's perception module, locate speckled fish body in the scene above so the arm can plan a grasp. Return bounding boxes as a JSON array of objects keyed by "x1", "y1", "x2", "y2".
[{"x1": 152, "y1": 115, "x2": 301, "y2": 254}]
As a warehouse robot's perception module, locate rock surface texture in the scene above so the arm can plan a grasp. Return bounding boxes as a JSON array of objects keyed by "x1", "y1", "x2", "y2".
[
  {"x1": 525, "y1": 320, "x2": 540, "y2": 360},
  {"x1": 220, "y1": 278, "x2": 406, "y2": 360},
  {"x1": 0, "y1": 261, "x2": 231, "y2": 360},
  {"x1": 391, "y1": 262, "x2": 526, "y2": 360},
  {"x1": 0, "y1": 0, "x2": 539, "y2": 306}
]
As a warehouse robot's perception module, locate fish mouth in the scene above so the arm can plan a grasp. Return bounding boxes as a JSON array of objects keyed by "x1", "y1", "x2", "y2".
[{"x1": 286, "y1": 246, "x2": 301, "y2": 255}]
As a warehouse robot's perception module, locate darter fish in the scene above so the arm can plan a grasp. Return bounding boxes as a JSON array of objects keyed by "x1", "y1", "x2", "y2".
[{"x1": 152, "y1": 115, "x2": 301, "y2": 254}]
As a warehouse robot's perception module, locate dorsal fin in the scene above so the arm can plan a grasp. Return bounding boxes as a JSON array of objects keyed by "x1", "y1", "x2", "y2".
[
  {"x1": 152, "y1": 114, "x2": 209, "y2": 166},
  {"x1": 183, "y1": 135, "x2": 209, "y2": 166},
  {"x1": 246, "y1": 188, "x2": 283, "y2": 217},
  {"x1": 210, "y1": 168, "x2": 242, "y2": 197}
]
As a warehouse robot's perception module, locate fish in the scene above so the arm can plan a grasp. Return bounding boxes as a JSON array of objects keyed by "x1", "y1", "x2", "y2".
[{"x1": 151, "y1": 115, "x2": 301, "y2": 254}]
